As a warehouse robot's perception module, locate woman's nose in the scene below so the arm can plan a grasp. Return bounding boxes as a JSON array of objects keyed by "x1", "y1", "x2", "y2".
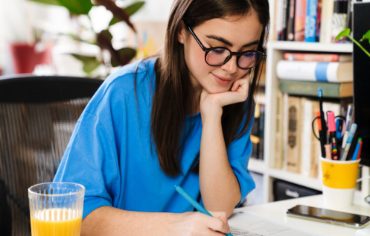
[{"x1": 220, "y1": 56, "x2": 238, "y2": 73}]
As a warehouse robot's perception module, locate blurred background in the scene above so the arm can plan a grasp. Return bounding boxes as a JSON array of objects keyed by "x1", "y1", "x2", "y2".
[{"x1": 0, "y1": 0, "x2": 172, "y2": 77}]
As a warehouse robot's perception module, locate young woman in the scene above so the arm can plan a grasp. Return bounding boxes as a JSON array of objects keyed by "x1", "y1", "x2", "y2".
[{"x1": 54, "y1": 0, "x2": 270, "y2": 235}]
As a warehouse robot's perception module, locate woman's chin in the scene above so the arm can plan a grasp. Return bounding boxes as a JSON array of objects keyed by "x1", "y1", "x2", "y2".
[{"x1": 205, "y1": 86, "x2": 231, "y2": 94}]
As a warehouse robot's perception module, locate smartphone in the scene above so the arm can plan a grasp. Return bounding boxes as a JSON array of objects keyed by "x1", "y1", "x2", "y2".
[{"x1": 286, "y1": 205, "x2": 370, "y2": 228}]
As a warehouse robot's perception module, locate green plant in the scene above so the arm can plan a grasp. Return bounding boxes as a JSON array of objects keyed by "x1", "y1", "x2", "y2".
[
  {"x1": 29, "y1": 0, "x2": 145, "y2": 75},
  {"x1": 336, "y1": 28, "x2": 370, "y2": 58}
]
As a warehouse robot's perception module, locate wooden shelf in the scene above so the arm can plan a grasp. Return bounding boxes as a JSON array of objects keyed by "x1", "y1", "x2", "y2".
[
  {"x1": 268, "y1": 168, "x2": 322, "y2": 191},
  {"x1": 268, "y1": 41, "x2": 353, "y2": 53},
  {"x1": 249, "y1": 158, "x2": 266, "y2": 174}
]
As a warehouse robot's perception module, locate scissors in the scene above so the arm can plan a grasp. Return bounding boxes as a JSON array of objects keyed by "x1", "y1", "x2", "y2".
[{"x1": 312, "y1": 113, "x2": 345, "y2": 142}]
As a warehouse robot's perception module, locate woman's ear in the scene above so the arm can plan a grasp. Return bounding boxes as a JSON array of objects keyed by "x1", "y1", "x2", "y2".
[{"x1": 177, "y1": 22, "x2": 187, "y2": 44}]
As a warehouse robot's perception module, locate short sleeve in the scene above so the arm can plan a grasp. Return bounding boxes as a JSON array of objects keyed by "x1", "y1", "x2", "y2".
[
  {"x1": 54, "y1": 83, "x2": 122, "y2": 219},
  {"x1": 227, "y1": 116, "x2": 255, "y2": 206}
]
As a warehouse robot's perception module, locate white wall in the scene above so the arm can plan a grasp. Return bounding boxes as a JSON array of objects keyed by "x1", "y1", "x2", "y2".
[{"x1": 131, "y1": 0, "x2": 173, "y2": 22}]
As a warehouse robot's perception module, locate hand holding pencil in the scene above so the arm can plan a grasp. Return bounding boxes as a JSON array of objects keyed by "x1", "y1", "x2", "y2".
[{"x1": 175, "y1": 185, "x2": 233, "y2": 236}]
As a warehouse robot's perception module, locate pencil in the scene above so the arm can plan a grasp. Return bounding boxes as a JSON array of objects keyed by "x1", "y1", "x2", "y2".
[{"x1": 174, "y1": 185, "x2": 233, "y2": 236}]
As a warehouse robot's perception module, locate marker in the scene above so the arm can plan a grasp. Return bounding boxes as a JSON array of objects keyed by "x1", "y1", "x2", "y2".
[
  {"x1": 357, "y1": 140, "x2": 363, "y2": 160},
  {"x1": 352, "y1": 138, "x2": 362, "y2": 161},
  {"x1": 327, "y1": 111, "x2": 338, "y2": 160},
  {"x1": 318, "y1": 89, "x2": 327, "y2": 147},
  {"x1": 174, "y1": 185, "x2": 233, "y2": 236}
]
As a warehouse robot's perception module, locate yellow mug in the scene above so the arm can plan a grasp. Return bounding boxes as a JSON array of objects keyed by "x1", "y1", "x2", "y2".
[
  {"x1": 321, "y1": 158, "x2": 360, "y2": 189},
  {"x1": 320, "y1": 157, "x2": 360, "y2": 210}
]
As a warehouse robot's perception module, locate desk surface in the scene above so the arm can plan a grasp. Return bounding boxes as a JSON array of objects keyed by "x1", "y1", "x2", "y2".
[{"x1": 229, "y1": 195, "x2": 370, "y2": 236}]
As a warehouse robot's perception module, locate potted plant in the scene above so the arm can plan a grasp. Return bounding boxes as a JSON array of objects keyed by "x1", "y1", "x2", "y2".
[
  {"x1": 336, "y1": 28, "x2": 370, "y2": 58},
  {"x1": 29, "y1": 0, "x2": 145, "y2": 76}
]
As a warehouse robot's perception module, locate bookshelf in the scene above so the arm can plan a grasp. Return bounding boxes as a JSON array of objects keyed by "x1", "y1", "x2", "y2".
[
  {"x1": 250, "y1": 1, "x2": 370, "y2": 204},
  {"x1": 253, "y1": 40, "x2": 370, "y2": 203}
]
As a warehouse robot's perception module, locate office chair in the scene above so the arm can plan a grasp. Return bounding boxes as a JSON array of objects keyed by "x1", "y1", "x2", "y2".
[{"x1": 0, "y1": 75, "x2": 102, "y2": 236}]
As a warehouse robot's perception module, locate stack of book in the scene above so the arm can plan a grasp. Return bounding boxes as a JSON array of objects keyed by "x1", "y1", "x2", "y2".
[{"x1": 277, "y1": 52, "x2": 353, "y2": 98}]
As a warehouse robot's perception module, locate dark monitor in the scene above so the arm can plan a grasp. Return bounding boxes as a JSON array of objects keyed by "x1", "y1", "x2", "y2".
[{"x1": 353, "y1": 2, "x2": 370, "y2": 166}]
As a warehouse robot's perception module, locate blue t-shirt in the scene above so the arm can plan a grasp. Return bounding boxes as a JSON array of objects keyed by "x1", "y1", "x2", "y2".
[{"x1": 54, "y1": 58, "x2": 255, "y2": 219}]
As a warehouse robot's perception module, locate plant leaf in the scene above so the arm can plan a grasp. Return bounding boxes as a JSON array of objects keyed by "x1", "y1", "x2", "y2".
[
  {"x1": 111, "y1": 47, "x2": 136, "y2": 67},
  {"x1": 109, "y1": 1, "x2": 145, "y2": 26},
  {"x1": 96, "y1": 30, "x2": 113, "y2": 51},
  {"x1": 335, "y1": 28, "x2": 351, "y2": 41},
  {"x1": 71, "y1": 54, "x2": 101, "y2": 75},
  {"x1": 57, "y1": 0, "x2": 93, "y2": 15},
  {"x1": 28, "y1": 0, "x2": 63, "y2": 6},
  {"x1": 123, "y1": 1, "x2": 145, "y2": 16},
  {"x1": 360, "y1": 30, "x2": 370, "y2": 44}
]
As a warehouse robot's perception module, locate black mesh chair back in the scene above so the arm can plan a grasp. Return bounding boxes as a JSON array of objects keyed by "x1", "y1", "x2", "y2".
[{"x1": 0, "y1": 75, "x2": 102, "y2": 236}]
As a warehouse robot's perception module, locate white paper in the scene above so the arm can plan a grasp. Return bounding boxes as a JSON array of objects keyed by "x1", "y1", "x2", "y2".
[{"x1": 230, "y1": 213, "x2": 315, "y2": 236}]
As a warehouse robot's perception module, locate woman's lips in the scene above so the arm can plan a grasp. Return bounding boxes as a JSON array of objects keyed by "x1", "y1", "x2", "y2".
[{"x1": 212, "y1": 73, "x2": 232, "y2": 86}]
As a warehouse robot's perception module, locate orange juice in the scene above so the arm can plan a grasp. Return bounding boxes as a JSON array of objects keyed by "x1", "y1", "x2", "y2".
[{"x1": 30, "y1": 208, "x2": 82, "y2": 236}]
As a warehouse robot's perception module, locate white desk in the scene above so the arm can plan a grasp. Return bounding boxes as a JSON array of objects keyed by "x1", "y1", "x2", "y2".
[{"x1": 229, "y1": 195, "x2": 370, "y2": 236}]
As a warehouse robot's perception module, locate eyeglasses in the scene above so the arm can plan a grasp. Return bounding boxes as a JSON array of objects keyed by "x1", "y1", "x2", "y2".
[{"x1": 186, "y1": 25, "x2": 265, "y2": 70}]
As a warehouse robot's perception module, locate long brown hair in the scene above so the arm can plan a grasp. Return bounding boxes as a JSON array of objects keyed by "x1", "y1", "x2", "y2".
[{"x1": 151, "y1": 0, "x2": 270, "y2": 176}]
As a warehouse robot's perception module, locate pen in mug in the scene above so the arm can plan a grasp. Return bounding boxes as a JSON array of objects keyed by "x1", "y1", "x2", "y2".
[
  {"x1": 174, "y1": 185, "x2": 233, "y2": 236},
  {"x1": 341, "y1": 105, "x2": 353, "y2": 149},
  {"x1": 335, "y1": 118, "x2": 344, "y2": 149},
  {"x1": 315, "y1": 111, "x2": 326, "y2": 157},
  {"x1": 327, "y1": 111, "x2": 338, "y2": 160},
  {"x1": 318, "y1": 89, "x2": 327, "y2": 146},
  {"x1": 356, "y1": 139, "x2": 363, "y2": 160},
  {"x1": 341, "y1": 123, "x2": 357, "y2": 161},
  {"x1": 352, "y1": 138, "x2": 362, "y2": 161},
  {"x1": 324, "y1": 144, "x2": 332, "y2": 160}
]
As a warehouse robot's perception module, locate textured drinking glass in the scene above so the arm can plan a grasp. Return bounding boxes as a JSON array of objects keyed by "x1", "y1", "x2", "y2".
[{"x1": 28, "y1": 182, "x2": 85, "y2": 236}]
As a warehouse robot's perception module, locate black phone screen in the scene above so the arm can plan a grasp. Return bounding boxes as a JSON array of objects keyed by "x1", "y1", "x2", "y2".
[{"x1": 287, "y1": 205, "x2": 370, "y2": 226}]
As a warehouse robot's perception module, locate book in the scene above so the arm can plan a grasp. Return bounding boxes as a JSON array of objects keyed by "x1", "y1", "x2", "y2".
[
  {"x1": 276, "y1": 60, "x2": 353, "y2": 82},
  {"x1": 294, "y1": 0, "x2": 307, "y2": 41},
  {"x1": 287, "y1": 0, "x2": 296, "y2": 41},
  {"x1": 304, "y1": 0, "x2": 319, "y2": 42},
  {"x1": 251, "y1": 92, "x2": 265, "y2": 161},
  {"x1": 310, "y1": 128, "x2": 320, "y2": 178},
  {"x1": 300, "y1": 98, "x2": 313, "y2": 177},
  {"x1": 309, "y1": 101, "x2": 320, "y2": 178},
  {"x1": 285, "y1": 96, "x2": 302, "y2": 173},
  {"x1": 279, "y1": 80, "x2": 353, "y2": 98},
  {"x1": 277, "y1": 0, "x2": 289, "y2": 40},
  {"x1": 273, "y1": 92, "x2": 285, "y2": 169},
  {"x1": 299, "y1": 98, "x2": 320, "y2": 177},
  {"x1": 251, "y1": 103, "x2": 262, "y2": 160},
  {"x1": 331, "y1": 0, "x2": 349, "y2": 42},
  {"x1": 319, "y1": 0, "x2": 334, "y2": 43},
  {"x1": 283, "y1": 52, "x2": 352, "y2": 62},
  {"x1": 315, "y1": 0, "x2": 322, "y2": 42}
]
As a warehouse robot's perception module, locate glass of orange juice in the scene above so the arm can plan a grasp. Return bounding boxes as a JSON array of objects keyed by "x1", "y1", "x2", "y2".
[{"x1": 28, "y1": 182, "x2": 85, "y2": 236}]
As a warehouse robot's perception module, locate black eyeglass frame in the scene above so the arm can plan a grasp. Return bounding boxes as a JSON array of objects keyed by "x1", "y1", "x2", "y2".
[{"x1": 186, "y1": 25, "x2": 266, "y2": 70}]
